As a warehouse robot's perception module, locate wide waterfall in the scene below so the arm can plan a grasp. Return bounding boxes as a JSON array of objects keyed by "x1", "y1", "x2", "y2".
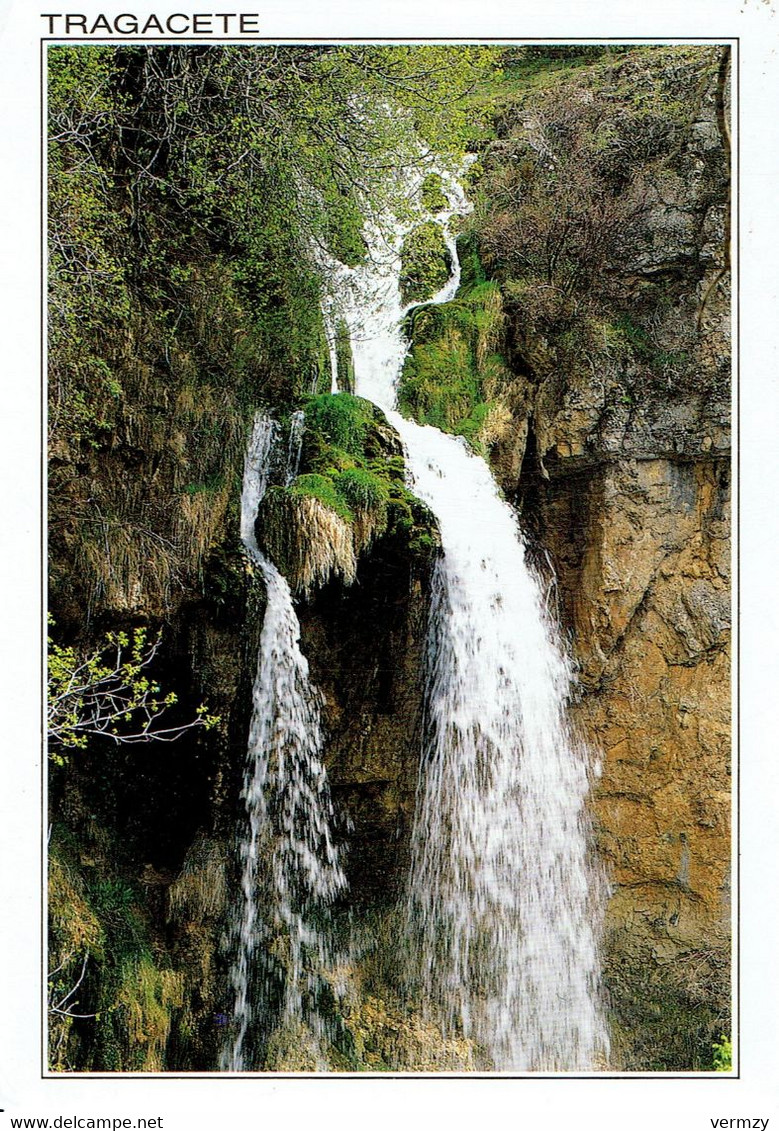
[
  {"x1": 398, "y1": 421, "x2": 607, "y2": 1070},
  {"x1": 337, "y1": 168, "x2": 609, "y2": 1071},
  {"x1": 221, "y1": 414, "x2": 346, "y2": 1071},
  {"x1": 226, "y1": 162, "x2": 607, "y2": 1073}
]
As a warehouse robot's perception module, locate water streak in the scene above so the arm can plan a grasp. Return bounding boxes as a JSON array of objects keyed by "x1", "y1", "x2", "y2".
[{"x1": 221, "y1": 415, "x2": 346, "y2": 1071}]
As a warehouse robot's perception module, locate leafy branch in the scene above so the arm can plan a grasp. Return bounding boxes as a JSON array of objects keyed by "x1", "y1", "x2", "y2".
[{"x1": 47, "y1": 620, "x2": 219, "y2": 762}]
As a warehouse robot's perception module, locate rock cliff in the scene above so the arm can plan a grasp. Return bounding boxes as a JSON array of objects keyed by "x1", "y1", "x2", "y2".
[{"x1": 47, "y1": 44, "x2": 731, "y2": 1073}]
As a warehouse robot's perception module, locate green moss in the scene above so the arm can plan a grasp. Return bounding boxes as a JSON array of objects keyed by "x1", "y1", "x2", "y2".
[
  {"x1": 278, "y1": 396, "x2": 392, "y2": 529},
  {"x1": 421, "y1": 172, "x2": 448, "y2": 213},
  {"x1": 334, "y1": 320, "x2": 355, "y2": 394},
  {"x1": 303, "y1": 393, "x2": 375, "y2": 458},
  {"x1": 48, "y1": 827, "x2": 187, "y2": 1073},
  {"x1": 712, "y1": 1034, "x2": 733, "y2": 1072},
  {"x1": 335, "y1": 468, "x2": 390, "y2": 512},
  {"x1": 399, "y1": 221, "x2": 452, "y2": 305},
  {"x1": 268, "y1": 393, "x2": 439, "y2": 576},
  {"x1": 398, "y1": 244, "x2": 508, "y2": 452},
  {"x1": 456, "y1": 232, "x2": 487, "y2": 291},
  {"x1": 288, "y1": 474, "x2": 354, "y2": 522}
]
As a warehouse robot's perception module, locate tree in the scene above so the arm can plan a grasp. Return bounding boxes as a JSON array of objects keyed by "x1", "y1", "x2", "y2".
[
  {"x1": 48, "y1": 44, "x2": 499, "y2": 276},
  {"x1": 47, "y1": 621, "x2": 218, "y2": 762}
]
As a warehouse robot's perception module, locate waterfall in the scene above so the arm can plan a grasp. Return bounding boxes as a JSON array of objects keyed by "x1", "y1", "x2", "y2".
[
  {"x1": 398, "y1": 422, "x2": 607, "y2": 1070},
  {"x1": 335, "y1": 168, "x2": 608, "y2": 1071},
  {"x1": 224, "y1": 159, "x2": 607, "y2": 1073},
  {"x1": 221, "y1": 414, "x2": 346, "y2": 1071},
  {"x1": 285, "y1": 409, "x2": 305, "y2": 485}
]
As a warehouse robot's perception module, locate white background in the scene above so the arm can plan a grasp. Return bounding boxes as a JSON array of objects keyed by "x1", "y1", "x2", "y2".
[{"x1": 1, "y1": 1, "x2": 776, "y2": 1128}]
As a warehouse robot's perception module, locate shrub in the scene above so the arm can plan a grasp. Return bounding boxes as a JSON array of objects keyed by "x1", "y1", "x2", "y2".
[
  {"x1": 399, "y1": 222, "x2": 452, "y2": 305},
  {"x1": 712, "y1": 1034, "x2": 732, "y2": 1072},
  {"x1": 335, "y1": 468, "x2": 390, "y2": 512},
  {"x1": 47, "y1": 621, "x2": 218, "y2": 762}
]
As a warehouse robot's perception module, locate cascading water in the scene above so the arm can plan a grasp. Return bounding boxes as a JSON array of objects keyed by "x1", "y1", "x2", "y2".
[
  {"x1": 332, "y1": 166, "x2": 608, "y2": 1071},
  {"x1": 321, "y1": 166, "x2": 472, "y2": 414},
  {"x1": 399, "y1": 423, "x2": 607, "y2": 1070},
  {"x1": 285, "y1": 409, "x2": 305, "y2": 485},
  {"x1": 221, "y1": 414, "x2": 346, "y2": 1071}
]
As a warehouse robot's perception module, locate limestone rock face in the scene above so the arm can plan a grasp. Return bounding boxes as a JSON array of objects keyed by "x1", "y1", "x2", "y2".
[{"x1": 543, "y1": 456, "x2": 731, "y2": 931}]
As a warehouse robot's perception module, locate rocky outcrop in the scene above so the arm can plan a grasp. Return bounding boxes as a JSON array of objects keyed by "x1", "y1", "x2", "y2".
[{"x1": 254, "y1": 400, "x2": 441, "y2": 904}]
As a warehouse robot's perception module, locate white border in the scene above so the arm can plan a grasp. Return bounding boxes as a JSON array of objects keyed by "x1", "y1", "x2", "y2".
[{"x1": 2, "y1": 2, "x2": 776, "y2": 1128}]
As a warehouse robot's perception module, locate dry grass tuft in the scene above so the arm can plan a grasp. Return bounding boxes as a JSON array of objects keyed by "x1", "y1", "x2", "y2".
[
  {"x1": 167, "y1": 835, "x2": 228, "y2": 922},
  {"x1": 115, "y1": 957, "x2": 185, "y2": 1072},
  {"x1": 259, "y1": 493, "x2": 358, "y2": 597}
]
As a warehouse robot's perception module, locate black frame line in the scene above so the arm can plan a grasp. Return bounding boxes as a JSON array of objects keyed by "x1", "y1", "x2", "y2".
[{"x1": 39, "y1": 33, "x2": 740, "y2": 1083}]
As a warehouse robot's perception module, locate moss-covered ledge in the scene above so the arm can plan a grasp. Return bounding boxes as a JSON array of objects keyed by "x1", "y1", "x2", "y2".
[{"x1": 256, "y1": 393, "x2": 440, "y2": 596}]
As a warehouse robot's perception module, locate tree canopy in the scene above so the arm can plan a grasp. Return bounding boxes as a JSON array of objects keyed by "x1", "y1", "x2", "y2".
[
  {"x1": 47, "y1": 43, "x2": 501, "y2": 460},
  {"x1": 48, "y1": 44, "x2": 499, "y2": 283}
]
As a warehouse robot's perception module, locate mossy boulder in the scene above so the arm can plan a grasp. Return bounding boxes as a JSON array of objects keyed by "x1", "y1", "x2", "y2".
[
  {"x1": 398, "y1": 240, "x2": 511, "y2": 452},
  {"x1": 257, "y1": 393, "x2": 439, "y2": 594},
  {"x1": 399, "y1": 221, "x2": 452, "y2": 305}
]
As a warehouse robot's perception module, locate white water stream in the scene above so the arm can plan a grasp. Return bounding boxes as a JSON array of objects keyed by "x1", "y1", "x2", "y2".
[
  {"x1": 334, "y1": 170, "x2": 608, "y2": 1071},
  {"x1": 221, "y1": 415, "x2": 346, "y2": 1071}
]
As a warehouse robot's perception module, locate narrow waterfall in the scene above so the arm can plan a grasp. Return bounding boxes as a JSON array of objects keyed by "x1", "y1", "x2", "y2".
[
  {"x1": 221, "y1": 414, "x2": 346, "y2": 1071},
  {"x1": 335, "y1": 170, "x2": 608, "y2": 1071},
  {"x1": 285, "y1": 409, "x2": 305, "y2": 485}
]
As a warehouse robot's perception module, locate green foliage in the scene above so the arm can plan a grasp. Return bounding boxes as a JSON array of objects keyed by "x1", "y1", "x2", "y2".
[
  {"x1": 398, "y1": 243, "x2": 508, "y2": 451},
  {"x1": 712, "y1": 1034, "x2": 732, "y2": 1072},
  {"x1": 399, "y1": 221, "x2": 452, "y2": 305},
  {"x1": 48, "y1": 47, "x2": 131, "y2": 449},
  {"x1": 457, "y1": 232, "x2": 487, "y2": 290},
  {"x1": 421, "y1": 173, "x2": 448, "y2": 214},
  {"x1": 270, "y1": 393, "x2": 438, "y2": 573},
  {"x1": 288, "y1": 397, "x2": 392, "y2": 524},
  {"x1": 47, "y1": 619, "x2": 218, "y2": 761}
]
